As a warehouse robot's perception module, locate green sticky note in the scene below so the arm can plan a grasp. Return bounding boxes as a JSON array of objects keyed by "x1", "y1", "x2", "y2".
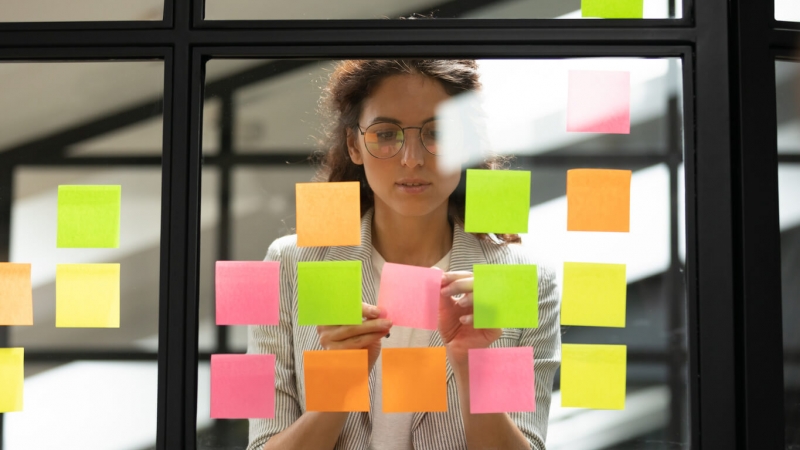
[
  {"x1": 464, "y1": 169, "x2": 531, "y2": 234},
  {"x1": 582, "y1": 0, "x2": 643, "y2": 18},
  {"x1": 298, "y1": 261, "x2": 362, "y2": 326},
  {"x1": 57, "y1": 185, "x2": 121, "y2": 248},
  {"x1": 473, "y1": 264, "x2": 538, "y2": 329},
  {"x1": 0, "y1": 348, "x2": 24, "y2": 412},
  {"x1": 561, "y1": 262, "x2": 627, "y2": 327},
  {"x1": 561, "y1": 344, "x2": 627, "y2": 410}
]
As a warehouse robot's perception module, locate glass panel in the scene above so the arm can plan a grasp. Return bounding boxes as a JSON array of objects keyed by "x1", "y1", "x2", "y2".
[
  {"x1": 780, "y1": 163, "x2": 800, "y2": 449},
  {"x1": 776, "y1": 0, "x2": 800, "y2": 21},
  {"x1": 205, "y1": 0, "x2": 682, "y2": 21},
  {"x1": 777, "y1": 61, "x2": 800, "y2": 154},
  {"x1": 199, "y1": 58, "x2": 688, "y2": 449},
  {"x1": 1, "y1": 61, "x2": 163, "y2": 448},
  {"x1": 0, "y1": 0, "x2": 163, "y2": 22}
]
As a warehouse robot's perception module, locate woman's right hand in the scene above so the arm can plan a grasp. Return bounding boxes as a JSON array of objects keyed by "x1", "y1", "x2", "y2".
[{"x1": 316, "y1": 303, "x2": 393, "y2": 371}]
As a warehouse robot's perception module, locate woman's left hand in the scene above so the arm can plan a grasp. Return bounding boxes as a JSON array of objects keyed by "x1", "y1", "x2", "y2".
[{"x1": 439, "y1": 271, "x2": 502, "y2": 365}]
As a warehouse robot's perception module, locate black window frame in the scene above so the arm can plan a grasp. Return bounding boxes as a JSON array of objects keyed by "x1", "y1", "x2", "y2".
[{"x1": 0, "y1": 0, "x2": 790, "y2": 448}]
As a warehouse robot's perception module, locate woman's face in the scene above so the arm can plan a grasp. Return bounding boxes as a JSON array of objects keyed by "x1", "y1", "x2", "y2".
[{"x1": 347, "y1": 74, "x2": 461, "y2": 219}]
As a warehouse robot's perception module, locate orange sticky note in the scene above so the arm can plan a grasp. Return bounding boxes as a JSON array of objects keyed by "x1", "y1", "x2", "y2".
[
  {"x1": 567, "y1": 169, "x2": 632, "y2": 232},
  {"x1": 296, "y1": 182, "x2": 361, "y2": 247},
  {"x1": 382, "y1": 347, "x2": 447, "y2": 413},
  {"x1": 0, "y1": 263, "x2": 33, "y2": 326},
  {"x1": 304, "y1": 350, "x2": 369, "y2": 412}
]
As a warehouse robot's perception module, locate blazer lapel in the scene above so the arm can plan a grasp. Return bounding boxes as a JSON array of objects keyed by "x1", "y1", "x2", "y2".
[
  {"x1": 412, "y1": 223, "x2": 488, "y2": 431},
  {"x1": 325, "y1": 208, "x2": 378, "y2": 426}
]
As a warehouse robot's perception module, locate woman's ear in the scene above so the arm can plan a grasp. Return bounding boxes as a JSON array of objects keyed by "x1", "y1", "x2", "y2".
[{"x1": 346, "y1": 127, "x2": 364, "y2": 165}]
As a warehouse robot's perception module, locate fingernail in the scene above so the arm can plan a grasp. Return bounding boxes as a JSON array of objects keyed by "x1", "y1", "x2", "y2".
[
  {"x1": 369, "y1": 306, "x2": 379, "y2": 316},
  {"x1": 380, "y1": 319, "x2": 393, "y2": 328}
]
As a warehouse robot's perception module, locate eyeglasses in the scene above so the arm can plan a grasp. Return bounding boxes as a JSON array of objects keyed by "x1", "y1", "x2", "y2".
[{"x1": 356, "y1": 121, "x2": 439, "y2": 159}]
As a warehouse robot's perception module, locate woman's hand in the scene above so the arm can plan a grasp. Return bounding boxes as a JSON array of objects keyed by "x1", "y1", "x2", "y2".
[
  {"x1": 317, "y1": 303, "x2": 392, "y2": 371},
  {"x1": 439, "y1": 272, "x2": 502, "y2": 366}
]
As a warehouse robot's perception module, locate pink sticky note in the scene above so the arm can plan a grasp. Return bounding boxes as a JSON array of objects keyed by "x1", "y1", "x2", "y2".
[
  {"x1": 377, "y1": 263, "x2": 441, "y2": 330},
  {"x1": 215, "y1": 261, "x2": 280, "y2": 326},
  {"x1": 567, "y1": 70, "x2": 631, "y2": 134},
  {"x1": 211, "y1": 354, "x2": 276, "y2": 419},
  {"x1": 468, "y1": 347, "x2": 535, "y2": 414}
]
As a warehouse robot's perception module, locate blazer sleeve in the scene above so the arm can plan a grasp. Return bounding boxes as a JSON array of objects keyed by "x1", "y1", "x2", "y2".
[
  {"x1": 247, "y1": 241, "x2": 302, "y2": 450},
  {"x1": 509, "y1": 263, "x2": 561, "y2": 450}
]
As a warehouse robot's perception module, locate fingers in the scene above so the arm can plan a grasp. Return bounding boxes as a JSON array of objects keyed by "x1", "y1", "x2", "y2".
[
  {"x1": 317, "y1": 318, "x2": 393, "y2": 347},
  {"x1": 361, "y1": 302, "x2": 385, "y2": 320},
  {"x1": 441, "y1": 271, "x2": 473, "y2": 286},
  {"x1": 325, "y1": 331, "x2": 388, "y2": 350},
  {"x1": 459, "y1": 314, "x2": 474, "y2": 325},
  {"x1": 440, "y1": 276, "x2": 474, "y2": 298}
]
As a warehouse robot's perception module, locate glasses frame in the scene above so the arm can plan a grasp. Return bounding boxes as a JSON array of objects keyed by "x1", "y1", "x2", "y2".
[{"x1": 356, "y1": 121, "x2": 438, "y2": 159}]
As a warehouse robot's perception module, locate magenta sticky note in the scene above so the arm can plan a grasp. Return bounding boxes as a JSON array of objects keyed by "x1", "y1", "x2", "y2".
[
  {"x1": 377, "y1": 262, "x2": 441, "y2": 330},
  {"x1": 211, "y1": 354, "x2": 276, "y2": 419},
  {"x1": 215, "y1": 261, "x2": 280, "y2": 325},
  {"x1": 567, "y1": 70, "x2": 631, "y2": 134},
  {"x1": 468, "y1": 347, "x2": 535, "y2": 414}
]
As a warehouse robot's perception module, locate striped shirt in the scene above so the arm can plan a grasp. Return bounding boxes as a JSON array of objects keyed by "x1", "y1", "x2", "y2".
[{"x1": 247, "y1": 208, "x2": 561, "y2": 450}]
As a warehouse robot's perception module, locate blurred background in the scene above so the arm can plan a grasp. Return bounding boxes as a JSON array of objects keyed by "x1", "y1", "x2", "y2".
[{"x1": 0, "y1": 1, "x2": 798, "y2": 450}]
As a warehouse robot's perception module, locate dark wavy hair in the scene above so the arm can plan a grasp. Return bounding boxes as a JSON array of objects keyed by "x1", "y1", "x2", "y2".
[{"x1": 314, "y1": 59, "x2": 521, "y2": 244}]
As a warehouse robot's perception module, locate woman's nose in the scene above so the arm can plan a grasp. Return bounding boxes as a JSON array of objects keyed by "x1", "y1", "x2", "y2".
[{"x1": 400, "y1": 129, "x2": 425, "y2": 167}]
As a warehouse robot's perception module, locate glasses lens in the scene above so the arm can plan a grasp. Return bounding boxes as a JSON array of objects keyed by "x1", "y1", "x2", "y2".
[
  {"x1": 421, "y1": 121, "x2": 438, "y2": 154},
  {"x1": 364, "y1": 123, "x2": 403, "y2": 158}
]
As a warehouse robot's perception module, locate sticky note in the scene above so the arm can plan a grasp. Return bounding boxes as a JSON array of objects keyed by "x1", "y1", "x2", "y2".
[
  {"x1": 567, "y1": 169, "x2": 632, "y2": 232},
  {"x1": 567, "y1": 71, "x2": 631, "y2": 134},
  {"x1": 297, "y1": 261, "x2": 362, "y2": 326},
  {"x1": 304, "y1": 349, "x2": 369, "y2": 412},
  {"x1": 0, "y1": 348, "x2": 23, "y2": 412},
  {"x1": 57, "y1": 185, "x2": 121, "y2": 248},
  {"x1": 561, "y1": 262, "x2": 627, "y2": 327},
  {"x1": 0, "y1": 263, "x2": 33, "y2": 326},
  {"x1": 582, "y1": 0, "x2": 644, "y2": 18},
  {"x1": 473, "y1": 264, "x2": 538, "y2": 329},
  {"x1": 215, "y1": 261, "x2": 280, "y2": 326},
  {"x1": 211, "y1": 354, "x2": 275, "y2": 419},
  {"x1": 377, "y1": 263, "x2": 441, "y2": 330},
  {"x1": 382, "y1": 347, "x2": 447, "y2": 413},
  {"x1": 464, "y1": 169, "x2": 531, "y2": 234},
  {"x1": 468, "y1": 347, "x2": 534, "y2": 414},
  {"x1": 56, "y1": 264, "x2": 120, "y2": 328},
  {"x1": 296, "y1": 182, "x2": 361, "y2": 247},
  {"x1": 561, "y1": 344, "x2": 627, "y2": 410}
]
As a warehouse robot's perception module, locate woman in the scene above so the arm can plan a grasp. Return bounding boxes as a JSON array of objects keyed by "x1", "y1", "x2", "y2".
[{"x1": 247, "y1": 59, "x2": 560, "y2": 450}]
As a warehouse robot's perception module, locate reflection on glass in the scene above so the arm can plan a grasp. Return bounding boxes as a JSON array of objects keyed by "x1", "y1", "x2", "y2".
[
  {"x1": 780, "y1": 166, "x2": 800, "y2": 447},
  {"x1": 776, "y1": 0, "x2": 800, "y2": 21},
  {"x1": 198, "y1": 58, "x2": 687, "y2": 450},
  {"x1": 1, "y1": 62, "x2": 164, "y2": 448},
  {"x1": 777, "y1": 61, "x2": 800, "y2": 154},
  {"x1": 205, "y1": 0, "x2": 681, "y2": 21},
  {"x1": 0, "y1": 0, "x2": 163, "y2": 22}
]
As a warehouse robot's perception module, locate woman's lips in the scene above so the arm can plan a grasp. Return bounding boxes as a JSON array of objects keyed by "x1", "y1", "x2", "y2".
[{"x1": 395, "y1": 182, "x2": 431, "y2": 194}]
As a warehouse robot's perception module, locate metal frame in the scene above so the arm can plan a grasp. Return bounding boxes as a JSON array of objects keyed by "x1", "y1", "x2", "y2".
[{"x1": 0, "y1": 0, "x2": 793, "y2": 448}]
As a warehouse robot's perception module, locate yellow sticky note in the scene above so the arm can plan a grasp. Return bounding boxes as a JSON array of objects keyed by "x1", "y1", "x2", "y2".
[
  {"x1": 296, "y1": 182, "x2": 361, "y2": 247},
  {"x1": 56, "y1": 264, "x2": 120, "y2": 328},
  {"x1": 0, "y1": 263, "x2": 33, "y2": 325},
  {"x1": 561, "y1": 262, "x2": 626, "y2": 327},
  {"x1": 561, "y1": 344, "x2": 626, "y2": 410},
  {"x1": 0, "y1": 348, "x2": 24, "y2": 412}
]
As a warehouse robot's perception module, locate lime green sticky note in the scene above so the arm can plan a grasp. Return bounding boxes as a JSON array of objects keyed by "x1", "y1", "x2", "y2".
[
  {"x1": 298, "y1": 261, "x2": 362, "y2": 326},
  {"x1": 56, "y1": 264, "x2": 120, "y2": 328},
  {"x1": 473, "y1": 264, "x2": 538, "y2": 329},
  {"x1": 582, "y1": 0, "x2": 643, "y2": 18},
  {"x1": 57, "y1": 185, "x2": 121, "y2": 248},
  {"x1": 561, "y1": 344, "x2": 627, "y2": 410},
  {"x1": 0, "y1": 348, "x2": 24, "y2": 412},
  {"x1": 464, "y1": 169, "x2": 531, "y2": 234},
  {"x1": 561, "y1": 262, "x2": 627, "y2": 327}
]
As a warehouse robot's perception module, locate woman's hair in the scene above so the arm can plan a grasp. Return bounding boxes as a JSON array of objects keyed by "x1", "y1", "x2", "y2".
[{"x1": 314, "y1": 59, "x2": 521, "y2": 245}]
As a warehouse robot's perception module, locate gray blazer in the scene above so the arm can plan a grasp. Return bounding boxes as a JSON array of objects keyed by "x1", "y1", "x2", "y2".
[{"x1": 247, "y1": 208, "x2": 561, "y2": 450}]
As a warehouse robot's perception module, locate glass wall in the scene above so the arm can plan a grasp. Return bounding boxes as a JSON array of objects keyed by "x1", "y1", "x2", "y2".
[
  {"x1": 204, "y1": 0, "x2": 683, "y2": 21},
  {"x1": 0, "y1": 61, "x2": 164, "y2": 449},
  {"x1": 197, "y1": 57, "x2": 689, "y2": 449},
  {"x1": 0, "y1": 0, "x2": 163, "y2": 22},
  {"x1": 776, "y1": 59, "x2": 800, "y2": 450}
]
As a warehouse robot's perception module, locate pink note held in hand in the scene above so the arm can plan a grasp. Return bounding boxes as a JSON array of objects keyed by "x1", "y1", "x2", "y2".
[
  {"x1": 377, "y1": 262, "x2": 441, "y2": 330},
  {"x1": 468, "y1": 347, "x2": 535, "y2": 414},
  {"x1": 567, "y1": 70, "x2": 631, "y2": 134},
  {"x1": 211, "y1": 354, "x2": 275, "y2": 419},
  {"x1": 215, "y1": 261, "x2": 280, "y2": 326}
]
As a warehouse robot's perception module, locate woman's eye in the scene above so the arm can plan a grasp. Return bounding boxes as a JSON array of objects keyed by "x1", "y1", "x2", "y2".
[{"x1": 376, "y1": 131, "x2": 397, "y2": 140}]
